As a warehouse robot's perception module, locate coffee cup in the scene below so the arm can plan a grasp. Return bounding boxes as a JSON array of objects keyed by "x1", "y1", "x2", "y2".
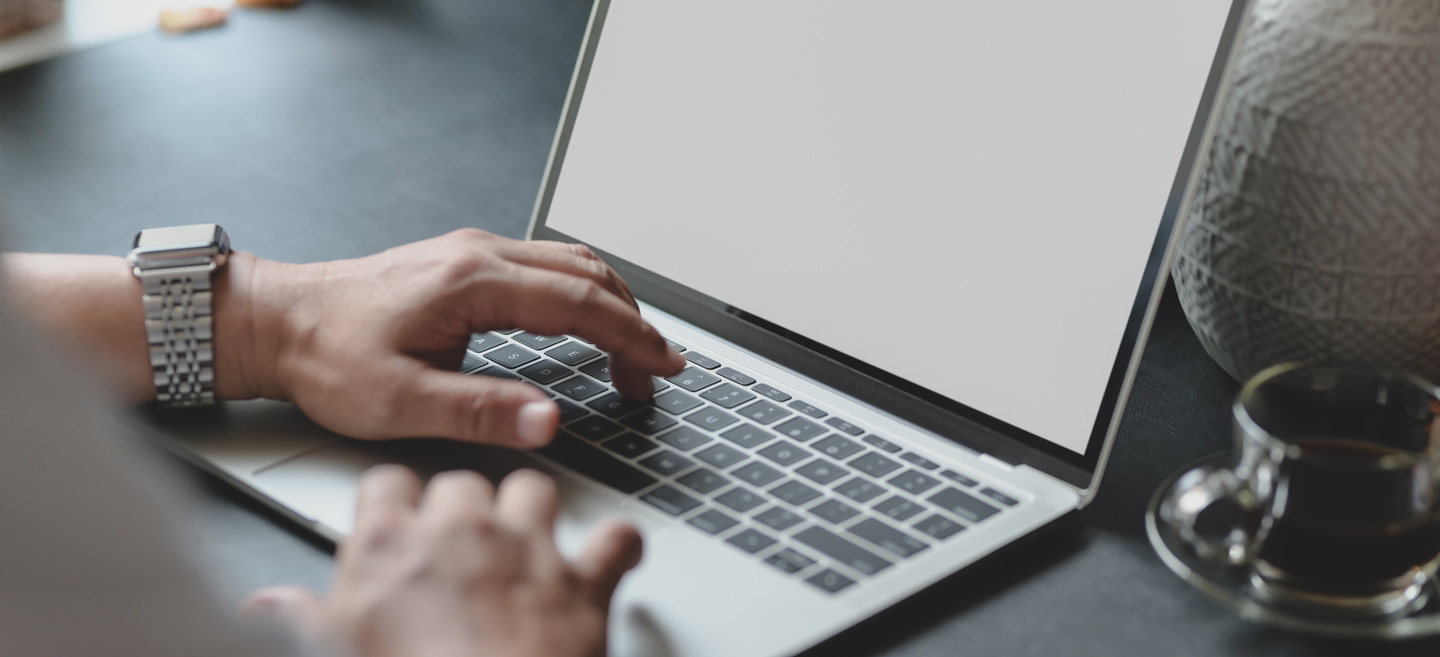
[{"x1": 1160, "y1": 362, "x2": 1440, "y2": 618}]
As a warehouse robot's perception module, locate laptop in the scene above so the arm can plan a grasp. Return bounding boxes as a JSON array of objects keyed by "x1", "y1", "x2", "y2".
[{"x1": 131, "y1": 1, "x2": 1251, "y2": 655}]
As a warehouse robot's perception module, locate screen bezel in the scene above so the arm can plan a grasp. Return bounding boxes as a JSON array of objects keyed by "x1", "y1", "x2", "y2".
[{"x1": 529, "y1": 0, "x2": 1253, "y2": 493}]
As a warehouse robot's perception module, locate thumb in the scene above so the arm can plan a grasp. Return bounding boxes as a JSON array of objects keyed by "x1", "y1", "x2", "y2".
[
  {"x1": 240, "y1": 585, "x2": 328, "y2": 642},
  {"x1": 574, "y1": 517, "x2": 644, "y2": 609},
  {"x1": 396, "y1": 368, "x2": 559, "y2": 447}
]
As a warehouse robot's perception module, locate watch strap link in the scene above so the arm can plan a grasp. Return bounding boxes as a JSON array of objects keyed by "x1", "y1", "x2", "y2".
[{"x1": 140, "y1": 264, "x2": 217, "y2": 406}]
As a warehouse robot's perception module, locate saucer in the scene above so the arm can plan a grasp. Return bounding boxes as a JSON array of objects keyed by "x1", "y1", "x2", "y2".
[{"x1": 1146, "y1": 452, "x2": 1440, "y2": 639}]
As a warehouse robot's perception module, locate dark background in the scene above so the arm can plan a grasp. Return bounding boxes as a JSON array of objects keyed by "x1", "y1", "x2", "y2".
[{"x1": 1, "y1": 0, "x2": 1435, "y2": 654}]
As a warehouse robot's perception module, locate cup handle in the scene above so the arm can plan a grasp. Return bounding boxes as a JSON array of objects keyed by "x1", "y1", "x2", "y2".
[{"x1": 1161, "y1": 464, "x2": 1258, "y2": 566}]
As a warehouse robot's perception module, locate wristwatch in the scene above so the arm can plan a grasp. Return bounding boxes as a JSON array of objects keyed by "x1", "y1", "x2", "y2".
[{"x1": 127, "y1": 224, "x2": 231, "y2": 406}]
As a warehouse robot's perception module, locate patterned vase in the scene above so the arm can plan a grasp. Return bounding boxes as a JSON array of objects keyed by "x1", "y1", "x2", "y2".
[{"x1": 1172, "y1": 0, "x2": 1440, "y2": 383}]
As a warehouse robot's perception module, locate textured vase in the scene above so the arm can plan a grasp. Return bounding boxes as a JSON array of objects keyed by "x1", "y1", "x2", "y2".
[{"x1": 1172, "y1": 0, "x2": 1440, "y2": 383}]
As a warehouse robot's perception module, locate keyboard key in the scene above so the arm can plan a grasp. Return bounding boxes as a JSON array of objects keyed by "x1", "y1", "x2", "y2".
[
  {"x1": 683, "y1": 351, "x2": 722, "y2": 369},
  {"x1": 732, "y1": 461, "x2": 784, "y2": 487},
  {"x1": 813, "y1": 435, "x2": 864, "y2": 460},
  {"x1": 667, "y1": 367, "x2": 721, "y2": 392},
  {"x1": 863, "y1": 435, "x2": 902, "y2": 453},
  {"x1": 980, "y1": 488, "x2": 1020, "y2": 506},
  {"x1": 700, "y1": 383, "x2": 757, "y2": 409},
  {"x1": 774, "y1": 417, "x2": 826, "y2": 442},
  {"x1": 601, "y1": 433, "x2": 660, "y2": 458},
  {"x1": 664, "y1": 339, "x2": 687, "y2": 353},
  {"x1": 553, "y1": 375, "x2": 606, "y2": 401},
  {"x1": 638, "y1": 450, "x2": 695, "y2": 476},
  {"x1": 850, "y1": 452, "x2": 902, "y2": 478},
  {"x1": 677, "y1": 468, "x2": 729, "y2": 494},
  {"x1": 555, "y1": 399, "x2": 588, "y2": 423},
  {"x1": 621, "y1": 408, "x2": 679, "y2": 434},
  {"x1": 684, "y1": 407, "x2": 739, "y2": 432},
  {"x1": 758, "y1": 441, "x2": 810, "y2": 467},
  {"x1": 475, "y1": 367, "x2": 520, "y2": 381},
  {"x1": 688, "y1": 509, "x2": 739, "y2": 534},
  {"x1": 753, "y1": 383, "x2": 792, "y2": 402},
  {"x1": 721, "y1": 424, "x2": 775, "y2": 448},
  {"x1": 765, "y1": 548, "x2": 816, "y2": 574},
  {"x1": 653, "y1": 389, "x2": 703, "y2": 415},
  {"x1": 641, "y1": 485, "x2": 701, "y2": 516},
  {"x1": 899, "y1": 453, "x2": 940, "y2": 471},
  {"x1": 567, "y1": 415, "x2": 624, "y2": 441},
  {"x1": 928, "y1": 488, "x2": 1000, "y2": 523},
  {"x1": 694, "y1": 443, "x2": 747, "y2": 469},
  {"x1": 849, "y1": 518, "x2": 930, "y2": 558},
  {"x1": 460, "y1": 351, "x2": 487, "y2": 373},
  {"x1": 824, "y1": 417, "x2": 864, "y2": 436},
  {"x1": 834, "y1": 477, "x2": 885, "y2": 503},
  {"x1": 736, "y1": 400, "x2": 792, "y2": 425},
  {"x1": 754, "y1": 506, "x2": 804, "y2": 531},
  {"x1": 468, "y1": 332, "x2": 507, "y2": 353},
  {"x1": 580, "y1": 357, "x2": 612, "y2": 382},
  {"x1": 514, "y1": 332, "x2": 567, "y2": 350},
  {"x1": 914, "y1": 514, "x2": 966, "y2": 540},
  {"x1": 494, "y1": 328, "x2": 521, "y2": 335},
  {"x1": 651, "y1": 377, "x2": 671, "y2": 393},
  {"x1": 787, "y1": 400, "x2": 826, "y2": 418},
  {"x1": 534, "y1": 431, "x2": 657, "y2": 494},
  {"x1": 874, "y1": 495, "x2": 925, "y2": 521},
  {"x1": 657, "y1": 426, "x2": 712, "y2": 452},
  {"x1": 888, "y1": 470, "x2": 941, "y2": 495},
  {"x1": 519, "y1": 360, "x2": 573, "y2": 385},
  {"x1": 716, "y1": 367, "x2": 756, "y2": 386},
  {"x1": 586, "y1": 392, "x2": 645, "y2": 418},
  {"x1": 808, "y1": 498, "x2": 860, "y2": 524},
  {"x1": 806, "y1": 569, "x2": 856, "y2": 593},
  {"x1": 546, "y1": 342, "x2": 601, "y2": 366},
  {"x1": 715, "y1": 487, "x2": 766, "y2": 513},
  {"x1": 795, "y1": 459, "x2": 848, "y2": 485},
  {"x1": 770, "y1": 480, "x2": 822, "y2": 506},
  {"x1": 485, "y1": 344, "x2": 540, "y2": 369},
  {"x1": 726, "y1": 528, "x2": 778, "y2": 554},
  {"x1": 940, "y1": 469, "x2": 980, "y2": 487},
  {"x1": 794, "y1": 526, "x2": 893, "y2": 576}
]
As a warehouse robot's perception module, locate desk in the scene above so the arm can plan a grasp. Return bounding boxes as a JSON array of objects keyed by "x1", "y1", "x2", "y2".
[{"x1": 0, "y1": 1, "x2": 1434, "y2": 654}]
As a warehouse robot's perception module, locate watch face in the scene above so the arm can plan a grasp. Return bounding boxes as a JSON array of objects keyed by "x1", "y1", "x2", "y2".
[{"x1": 134, "y1": 224, "x2": 225, "y2": 249}]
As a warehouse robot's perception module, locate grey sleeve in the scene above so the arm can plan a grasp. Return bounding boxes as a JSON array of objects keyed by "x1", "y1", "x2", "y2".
[{"x1": 0, "y1": 300, "x2": 311, "y2": 657}]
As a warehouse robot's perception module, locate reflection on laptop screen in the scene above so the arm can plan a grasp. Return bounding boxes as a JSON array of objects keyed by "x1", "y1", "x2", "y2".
[{"x1": 545, "y1": 1, "x2": 1233, "y2": 454}]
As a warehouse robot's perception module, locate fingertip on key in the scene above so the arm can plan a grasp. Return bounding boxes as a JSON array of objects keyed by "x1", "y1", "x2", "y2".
[{"x1": 517, "y1": 400, "x2": 558, "y2": 446}]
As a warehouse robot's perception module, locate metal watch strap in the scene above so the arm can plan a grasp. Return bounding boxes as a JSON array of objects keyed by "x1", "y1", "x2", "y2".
[{"x1": 139, "y1": 264, "x2": 217, "y2": 406}]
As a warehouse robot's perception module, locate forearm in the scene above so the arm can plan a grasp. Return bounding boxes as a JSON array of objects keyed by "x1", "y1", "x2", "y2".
[{"x1": 0, "y1": 251, "x2": 296, "y2": 404}]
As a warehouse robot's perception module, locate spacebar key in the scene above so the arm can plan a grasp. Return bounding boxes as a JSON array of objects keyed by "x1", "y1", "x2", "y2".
[
  {"x1": 535, "y1": 431, "x2": 658, "y2": 494},
  {"x1": 794, "y1": 526, "x2": 893, "y2": 576}
]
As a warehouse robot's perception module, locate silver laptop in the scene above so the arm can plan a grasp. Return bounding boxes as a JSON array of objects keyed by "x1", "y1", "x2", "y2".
[{"x1": 133, "y1": 2, "x2": 1251, "y2": 655}]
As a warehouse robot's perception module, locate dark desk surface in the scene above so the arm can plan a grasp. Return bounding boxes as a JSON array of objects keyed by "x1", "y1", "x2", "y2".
[{"x1": 1, "y1": 1, "x2": 1435, "y2": 654}]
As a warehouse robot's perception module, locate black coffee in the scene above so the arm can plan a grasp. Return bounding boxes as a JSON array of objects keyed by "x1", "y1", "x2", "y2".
[{"x1": 1257, "y1": 438, "x2": 1440, "y2": 594}]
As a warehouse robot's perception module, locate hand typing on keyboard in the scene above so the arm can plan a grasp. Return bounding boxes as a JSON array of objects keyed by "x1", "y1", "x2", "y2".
[
  {"x1": 2, "y1": 228, "x2": 686, "y2": 447},
  {"x1": 240, "y1": 465, "x2": 643, "y2": 657}
]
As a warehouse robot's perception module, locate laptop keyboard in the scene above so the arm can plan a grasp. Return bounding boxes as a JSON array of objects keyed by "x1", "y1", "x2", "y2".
[{"x1": 460, "y1": 330, "x2": 1023, "y2": 594}]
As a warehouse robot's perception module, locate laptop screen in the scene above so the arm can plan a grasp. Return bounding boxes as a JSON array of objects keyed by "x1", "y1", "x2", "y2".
[{"x1": 542, "y1": 1, "x2": 1234, "y2": 456}]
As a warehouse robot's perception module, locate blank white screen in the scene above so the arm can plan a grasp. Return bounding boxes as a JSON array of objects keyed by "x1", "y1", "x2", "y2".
[{"x1": 546, "y1": 0, "x2": 1232, "y2": 453}]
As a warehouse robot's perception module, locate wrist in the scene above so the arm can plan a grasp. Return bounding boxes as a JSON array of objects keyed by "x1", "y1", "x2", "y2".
[{"x1": 212, "y1": 251, "x2": 312, "y2": 401}]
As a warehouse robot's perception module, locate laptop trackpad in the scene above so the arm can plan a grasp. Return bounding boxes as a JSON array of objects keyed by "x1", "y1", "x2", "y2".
[{"x1": 251, "y1": 437, "x2": 663, "y2": 557}]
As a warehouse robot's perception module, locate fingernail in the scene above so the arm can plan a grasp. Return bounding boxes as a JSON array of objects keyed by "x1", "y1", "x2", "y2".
[{"x1": 517, "y1": 401, "x2": 557, "y2": 446}]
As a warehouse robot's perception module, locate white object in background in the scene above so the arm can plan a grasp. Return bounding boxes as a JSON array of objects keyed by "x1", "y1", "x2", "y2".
[{"x1": 0, "y1": 0, "x2": 228, "y2": 73}]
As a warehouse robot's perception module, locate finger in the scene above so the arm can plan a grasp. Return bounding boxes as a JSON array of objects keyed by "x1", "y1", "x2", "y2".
[
  {"x1": 390, "y1": 366, "x2": 558, "y2": 447},
  {"x1": 574, "y1": 518, "x2": 644, "y2": 608},
  {"x1": 475, "y1": 266, "x2": 685, "y2": 376},
  {"x1": 610, "y1": 352, "x2": 661, "y2": 401},
  {"x1": 420, "y1": 469, "x2": 496, "y2": 521},
  {"x1": 239, "y1": 585, "x2": 328, "y2": 640},
  {"x1": 494, "y1": 240, "x2": 640, "y2": 311},
  {"x1": 353, "y1": 464, "x2": 422, "y2": 534},
  {"x1": 493, "y1": 469, "x2": 561, "y2": 538}
]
